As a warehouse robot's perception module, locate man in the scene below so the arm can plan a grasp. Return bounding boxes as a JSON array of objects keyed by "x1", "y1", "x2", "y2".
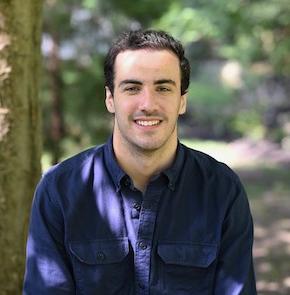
[{"x1": 24, "y1": 30, "x2": 256, "y2": 294}]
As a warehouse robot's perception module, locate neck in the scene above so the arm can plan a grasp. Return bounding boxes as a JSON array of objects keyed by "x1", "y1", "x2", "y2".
[{"x1": 112, "y1": 135, "x2": 178, "y2": 193}]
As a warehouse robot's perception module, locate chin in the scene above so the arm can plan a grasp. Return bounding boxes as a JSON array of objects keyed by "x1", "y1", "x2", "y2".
[{"x1": 133, "y1": 139, "x2": 166, "y2": 152}]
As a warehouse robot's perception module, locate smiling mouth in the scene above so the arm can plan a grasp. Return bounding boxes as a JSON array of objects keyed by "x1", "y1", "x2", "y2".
[{"x1": 135, "y1": 120, "x2": 161, "y2": 126}]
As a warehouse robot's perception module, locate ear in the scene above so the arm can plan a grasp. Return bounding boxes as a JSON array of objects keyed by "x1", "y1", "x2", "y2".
[
  {"x1": 178, "y1": 93, "x2": 187, "y2": 115},
  {"x1": 105, "y1": 87, "x2": 115, "y2": 114}
]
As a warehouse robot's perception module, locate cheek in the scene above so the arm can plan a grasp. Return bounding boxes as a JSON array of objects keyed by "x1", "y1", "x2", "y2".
[
  {"x1": 120, "y1": 100, "x2": 137, "y2": 114},
  {"x1": 166, "y1": 103, "x2": 182, "y2": 117},
  {"x1": 114, "y1": 100, "x2": 136, "y2": 119}
]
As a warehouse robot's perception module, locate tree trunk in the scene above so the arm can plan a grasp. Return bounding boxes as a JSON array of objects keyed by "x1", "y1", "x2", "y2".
[
  {"x1": 48, "y1": 33, "x2": 65, "y2": 164},
  {"x1": 0, "y1": 0, "x2": 43, "y2": 293}
]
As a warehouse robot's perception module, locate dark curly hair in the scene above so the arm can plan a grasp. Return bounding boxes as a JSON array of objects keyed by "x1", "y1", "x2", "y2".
[{"x1": 104, "y1": 29, "x2": 190, "y2": 96}]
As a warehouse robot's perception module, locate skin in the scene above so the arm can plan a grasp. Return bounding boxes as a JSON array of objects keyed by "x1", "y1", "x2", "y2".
[{"x1": 105, "y1": 49, "x2": 187, "y2": 192}]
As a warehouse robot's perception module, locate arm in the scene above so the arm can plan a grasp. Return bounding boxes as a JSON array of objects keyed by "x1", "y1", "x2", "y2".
[
  {"x1": 23, "y1": 177, "x2": 75, "y2": 294},
  {"x1": 214, "y1": 180, "x2": 257, "y2": 295}
]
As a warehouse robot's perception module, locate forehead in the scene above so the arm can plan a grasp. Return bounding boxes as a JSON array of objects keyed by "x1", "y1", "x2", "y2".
[{"x1": 114, "y1": 49, "x2": 180, "y2": 81}]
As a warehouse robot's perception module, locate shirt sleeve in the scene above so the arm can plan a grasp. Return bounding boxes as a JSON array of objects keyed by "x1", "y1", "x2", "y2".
[
  {"x1": 23, "y1": 176, "x2": 75, "y2": 294},
  {"x1": 214, "y1": 179, "x2": 257, "y2": 295}
]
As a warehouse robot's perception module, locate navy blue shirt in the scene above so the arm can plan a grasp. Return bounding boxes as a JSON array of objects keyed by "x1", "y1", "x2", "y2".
[{"x1": 24, "y1": 138, "x2": 256, "y2": 294}]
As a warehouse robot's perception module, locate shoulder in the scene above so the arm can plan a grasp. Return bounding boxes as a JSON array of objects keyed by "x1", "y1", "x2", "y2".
[
  {"x1": 41, "y1": 143, "x2": 106, "y2": 186},
  {"x1": 181, "y1": 143, "x2": 249, "y2": 210},
  {"x1": 33, "y1": 144, "x2": 108, "y2": 209},
  {"x1": 181, "y1": 143, "x2": 241, "y2": 185}
]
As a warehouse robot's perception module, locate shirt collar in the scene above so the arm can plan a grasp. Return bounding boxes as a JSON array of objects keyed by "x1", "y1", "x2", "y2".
[{"x1": 104, "y1": 136, "x2": 185, "y2": 192}]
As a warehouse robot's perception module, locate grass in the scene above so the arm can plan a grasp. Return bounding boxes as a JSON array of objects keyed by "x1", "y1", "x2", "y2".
[{"x1": 181, "y1": 138, "x2": 237, "y2": 165}]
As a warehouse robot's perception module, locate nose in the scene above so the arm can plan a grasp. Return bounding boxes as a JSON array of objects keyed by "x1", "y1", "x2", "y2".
[{"x1": 139, "y1": 88, "x2": 157, "y2": 114}]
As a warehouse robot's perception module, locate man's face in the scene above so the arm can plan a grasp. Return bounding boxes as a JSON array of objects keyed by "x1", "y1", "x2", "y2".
[{"x1": 105, "y1": 49, "x2": 187, "y2": 153}]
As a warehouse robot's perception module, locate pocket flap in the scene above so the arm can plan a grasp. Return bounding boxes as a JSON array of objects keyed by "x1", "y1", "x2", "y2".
[
  {"x1": 158, "y1": 242, "x2": 217, "y2": 268},
  {"x1": 69, "y1": 237, "x2": 129, "y2": 265}
]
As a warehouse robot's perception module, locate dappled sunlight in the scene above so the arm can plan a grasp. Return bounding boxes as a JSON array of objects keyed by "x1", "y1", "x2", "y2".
[
  {"x1": 0, "y1": 32, "x2": 10, "y2": 51},
  {"x1": 181, "y1": 139, "x2": 238, "y2": 166},
  {"x1": 257, "y1": 280, "x2": 280, "y2": 293},
  {"x1": 181, "y1": 137, "x2": 290, "y2": 169},
  {"x1": 220, "y1": 61, "x2": 243, "y2": 89},
  {"x1": 283, "y1": 277, "x2": 290, "y2": 289},
  {"x1": 0, "y1": 59, "x2": 11, "y2": 80},
  {"x1": 251, "y1": 193, "x2": 290, "y2": 294},
  {"x1": 36, "y1": 255, "x2": 68, "y2": 287},
  {"x1": 26, "y1": 235, "x2": 35, "y2": 258},
  {"x1": 277, "y1": 231, "x2": 290, "y2": 244},
  {"x1": 254, "y1": 225, "x2": 267, "y2": 239},
  {"x1": 0, "y1": 107, "x2": 10, "y2": 140}
]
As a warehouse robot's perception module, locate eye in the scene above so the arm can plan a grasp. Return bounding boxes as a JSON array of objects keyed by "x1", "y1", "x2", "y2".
[
  {"x1": 124, "y1": 86, "x2": 141, "y2": 94},
  {"x1": 156, "y1": 86, "x2": 171, "y2": 93}
]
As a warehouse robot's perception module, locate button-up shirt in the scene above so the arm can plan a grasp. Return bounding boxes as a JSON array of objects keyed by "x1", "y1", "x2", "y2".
[{"x1": 23, "y1": 137, "x2": 257, "y2": 294}]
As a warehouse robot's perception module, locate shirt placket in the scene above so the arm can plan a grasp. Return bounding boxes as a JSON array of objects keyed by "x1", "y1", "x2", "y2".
[{"x1": 135, "y1": 186, "x2": 162, "y2": 295}]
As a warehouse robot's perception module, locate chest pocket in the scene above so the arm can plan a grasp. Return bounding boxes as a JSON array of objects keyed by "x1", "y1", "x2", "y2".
[
  {"x1": 157, "y1": 242, "x2": 217, "y2": 294},
  {"x1": 69, "y1": 238, "x2": 133, "y2": 295}
]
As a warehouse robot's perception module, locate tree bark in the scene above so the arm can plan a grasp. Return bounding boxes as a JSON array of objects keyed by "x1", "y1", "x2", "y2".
[
  {"x1": 48, "y1": 33, "x2": 65, "y2": 164},
  {"x1": 0, "y1": 0, "x2": 43, "y2": 293}
]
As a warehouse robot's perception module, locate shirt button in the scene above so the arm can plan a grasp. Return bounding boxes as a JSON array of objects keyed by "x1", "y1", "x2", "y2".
[
  {"x1": 124, "y1": 178, "x2": 130, "y2": 186},
  {"x1": 138, "y1": 283, "x2": 145, "y2": 289},
  {"x1": 133, "y1": 202, "x2": 141, "y2": 211},
  {"x1": 139, "y1": 241, "x2": 147, "y2": 250},
  {"x1": 96, "y1": 251, "x2": 105, "y2": 261}
]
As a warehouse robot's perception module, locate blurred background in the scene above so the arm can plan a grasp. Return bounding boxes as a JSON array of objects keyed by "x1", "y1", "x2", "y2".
[{"x1": 41, "y1": 0, "x2": 290, "y2": 294}]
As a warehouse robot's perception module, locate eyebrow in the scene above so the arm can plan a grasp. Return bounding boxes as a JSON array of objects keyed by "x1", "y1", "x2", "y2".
[
  {"x1": 118, "y1": 79, "x2": 177, "y2": 87},
  {"x1": 154, "y1": 79, "x2": 176, "y2": 86},
  {"x1": 118, "y1": 80, "x2": 142, "y2": 87}
]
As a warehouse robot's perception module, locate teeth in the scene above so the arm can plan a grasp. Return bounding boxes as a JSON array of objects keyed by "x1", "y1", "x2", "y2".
[{"x1": 136, "y1": 120, "x2": 160, "y2": 126}]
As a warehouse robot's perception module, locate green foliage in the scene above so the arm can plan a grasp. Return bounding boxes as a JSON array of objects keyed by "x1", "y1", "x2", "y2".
[
  {"x1": 155, "y1": 3, "x2": 219, "y2": 44},
  {"x1": 107, "y1": 0, "x2": 175, "y2": 26},
  {"x1": 42, "y1": 0, "x2": 181, "y2": 161},
  {"x1": 41, "y1": 0, "x2": 290, "y2": 162},
  {"x1": 43, "y1": 1, "x2": 75, "y2": 37},
  {"x1": 156, "y1": 0, "x2": 290, "y2": 73},
  {"x1": 154, "y1": 0, "x2": 290, "y2": 140},
  {"x1": 82, "y1": 0, "x2": 100, "y2": 9},
  {"x1": 189, "y1": 81, "x2": 233, "y2": 106},
  {"x1": 231, "y1": 109, "x2": 265, "y2": 140},
  {"x1": 62, "y1": 57, "x2": 107, "y2": 142}
]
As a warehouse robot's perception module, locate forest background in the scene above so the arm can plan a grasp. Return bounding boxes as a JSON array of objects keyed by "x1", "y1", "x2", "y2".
[{"x1": 0, "y1": 0, "x2": 290, "y2": 294}]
